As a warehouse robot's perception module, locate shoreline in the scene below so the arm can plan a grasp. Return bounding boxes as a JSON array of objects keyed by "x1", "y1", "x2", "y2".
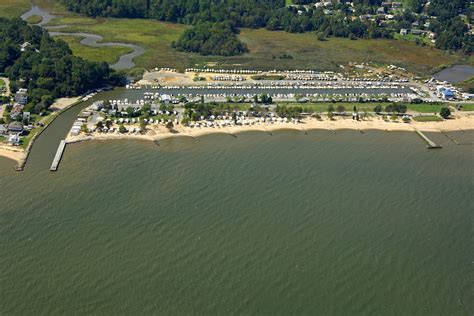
[
  {"x1": 0, "y1": 97, "x2": 83, "y2": 166},
  {"x1": 0, "y1": 145, "x2": 26, "y2": 163},
  {"x1": 2, "y1": 116, "x2": 472, "y2": 163},
  {"x1": 66, "y1": 116, "x2": 474, "y2": 145}
]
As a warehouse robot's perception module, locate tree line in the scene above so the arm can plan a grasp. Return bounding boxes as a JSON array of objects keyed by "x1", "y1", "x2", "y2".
[
  {"x1": 60, "y1": 0, "x2": 472, "y2": 55},
  {"x1": 0, "y1": 18, "x2": 125, "y2": 114}
]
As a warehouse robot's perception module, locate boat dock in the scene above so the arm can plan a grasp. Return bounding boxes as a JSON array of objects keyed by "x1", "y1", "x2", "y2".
[
  {"x1": 50, "y1": 140, "x2": 66, "y2": 171},
  {"x1": 413, "y1": 127, "x2": 442, "y2": 149}
]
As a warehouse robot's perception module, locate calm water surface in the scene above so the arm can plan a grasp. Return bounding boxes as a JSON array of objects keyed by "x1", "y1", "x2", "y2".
[
  {"x1": 434, "y1": 65, "x2": 474, "y2": 84},
  {"x1": 1, "y1": 121, "x2": 473, "y2": 314}
]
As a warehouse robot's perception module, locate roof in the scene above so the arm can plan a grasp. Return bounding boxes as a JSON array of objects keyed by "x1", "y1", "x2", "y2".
[
  {"x1": 8, "y1": 121, "x2": 24, "y2": 131},
  {"x1": 442, "y1": 90, "x2": 454, "y2": 96}
]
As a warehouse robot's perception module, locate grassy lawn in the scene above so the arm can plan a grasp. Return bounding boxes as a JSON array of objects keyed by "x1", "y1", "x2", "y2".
[
  {"x1": 458, "y1": 103, "x2": 474, "y2": 111},
  {"x1": 393, "y1": 33, "x2": 433, "y2": 46},
  {"x1": 406, "y1": 103, "x2": 446, "y2": 113},
  {"x1": 279, "y1": 102, "x2": 377, "y2": 112},
  {"x1": 413, "y1": 115, "x2": 443, "y2": 122},
  {"x1": 205, "y1": 102, "x2": 458, "y2": 115},
  {"x1": 57, "y1": 35, "x2": 134, "y2": 64},
  {"x1": 0, "y1": 0, "x2": 30, "y2": 19},
  {"x1": 26, "y1": 15, "x2": 43, "y2": 24}
]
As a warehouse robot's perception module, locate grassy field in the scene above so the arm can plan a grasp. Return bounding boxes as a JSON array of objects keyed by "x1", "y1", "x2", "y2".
[
  {"x1": 51, "y1": 18, "x2": 472, "y2": 74},
  {"x1": 459, "y1": 103, "x2": 474, "y2": 111},
  {"x1": 406, "y1": 103, "x2": 446, "y2": 113},
  {"x1": 3, "y1": 0, "x2": 473, "y2": 77},
  {"x1": 178, "y1": 101, "x2": 454, "y2": 114},
  {"x1": 413, "y1": 115, "x2": 443, "y2": 122},
  {"x1": 26, "y1": 15, "x2": 43, "y2": 24},
  {"x1": 237, "y1": 30, "x2": 471, "y2": 74},
  {"x1": 0, "y1": 0, "x2": 30, "y2": 19},
  {"x1": 41, "y1": 2, "x2": 472, "y2": 75},
  {"x1": 50, "y1": 16, "x2": 187, "y2": 71},
  {"x1": 393, "y1": 33, "x2": 433, "y2": 46},
  {"x1": 275, "y1": 102, "x2": 454, "y2": 114},
  {"x1": 57, "y1": 35, "x2": 134, "y2": 64}
]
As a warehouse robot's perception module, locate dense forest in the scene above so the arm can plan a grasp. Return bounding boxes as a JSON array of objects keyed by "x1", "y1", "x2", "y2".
[
  {"x1": 427, "y1": 0, "x2": 473, "y2": 53},
  {"x1": 0, "y1": 18, "x2": 125, "y2": 114},
  {"x1": 60, "y1": 0, "x2": 472, "y2": 55},
  {"x1": 172, "y1": 23, "x2": 248, "y2": 56}
]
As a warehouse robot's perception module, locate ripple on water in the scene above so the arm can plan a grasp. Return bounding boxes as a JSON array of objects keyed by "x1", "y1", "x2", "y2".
[{"x1": 0, "y1": 130, "x2": 473, "y2": 314}]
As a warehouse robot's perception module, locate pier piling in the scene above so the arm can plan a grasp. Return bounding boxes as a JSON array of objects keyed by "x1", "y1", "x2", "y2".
[
  {"x1": 50, "y1": 140, "x2": 66, "y2": 171},
  {"x1": 413, "y1": 127, "x2": 442, "y2": 149}
]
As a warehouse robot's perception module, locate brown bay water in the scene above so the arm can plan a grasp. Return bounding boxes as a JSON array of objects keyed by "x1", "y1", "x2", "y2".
[{"x1": 0, "y1": 115, "x2": 473, "y2": 313}]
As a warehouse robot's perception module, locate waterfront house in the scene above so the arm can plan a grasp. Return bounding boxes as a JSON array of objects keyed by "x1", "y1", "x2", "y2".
[
  {"x1": 8, "y1": 121, "x2": 24, "y2": 134},
  {"x1": 411, "y1": 29, "x2": 426, "y2": 36},
  {"x1": 20, "y1": 42, "x2": 31, "y2": 52},
  {"x1": 23, "y1": 111, "x2": 31, "y2": 122},
  {"x1": 7, "y1": 134, "x2": 20, "y2": 146},
  {"x1": 0, "y1": 124, "x2": 7, "y2": 136},
  {"x1": 9, "y1": 104, "x2": 24, "y2": 120},
  {"x1": 14, "y1": 88, "x2": 28, "y2": 105}
]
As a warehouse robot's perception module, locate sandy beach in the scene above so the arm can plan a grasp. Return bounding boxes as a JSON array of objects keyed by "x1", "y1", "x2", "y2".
[
  {"x1": 0, "y1": 145, "x2": 26, "y2": 163},
  {"x1": 66, "y1": 115, "x2": 474, "y2": 144},
  {"x1": 2, "y1": 115, "x2": 471, "y2": 163},
  {"x1": 49, "y1": 97, "x2": 81, "y2": 111}
]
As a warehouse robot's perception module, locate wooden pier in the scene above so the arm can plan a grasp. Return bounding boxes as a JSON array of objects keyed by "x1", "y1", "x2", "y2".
[
  {"x1": 50, "y1": 140, "x2": 66, "y2": 171},
  {"x1": 413, "y1": 127, "x2": 442, "y2": 149}
]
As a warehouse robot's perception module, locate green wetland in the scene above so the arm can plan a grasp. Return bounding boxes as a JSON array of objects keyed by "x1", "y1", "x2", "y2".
[{"x1": 0, "y1": 98, "x2": 473, "y2": 313}]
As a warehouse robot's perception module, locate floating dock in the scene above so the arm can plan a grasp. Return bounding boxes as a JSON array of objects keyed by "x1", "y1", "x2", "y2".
[
  {"x1": 50, "y1": 140, "x2": 66, "y2": 171},
  {"x1": 413, "y1": 128, "x2": 442, "y2": 149}
]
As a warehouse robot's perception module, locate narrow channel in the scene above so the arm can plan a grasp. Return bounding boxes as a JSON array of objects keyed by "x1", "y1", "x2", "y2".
[{"x1": 20, "y1": 4, "x2": 145, "y2": 70}]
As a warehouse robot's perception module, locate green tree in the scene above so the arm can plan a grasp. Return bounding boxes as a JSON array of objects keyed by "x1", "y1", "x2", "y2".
[
  {"x1": 440, "y1": 107, "x2": 451, "y2": 119},
  {"x1": 118, "y1": 123, "x2": 127, "y2": 133},
  {"x1": 126, "y1": 106, "x2": 134, "y2": 117},
  {"x1": 139, "y1": 119, "x2": 146, "y2": 132},
  {"x1": 141, "y1": 103, "x2": 151, "y2": 117}
]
